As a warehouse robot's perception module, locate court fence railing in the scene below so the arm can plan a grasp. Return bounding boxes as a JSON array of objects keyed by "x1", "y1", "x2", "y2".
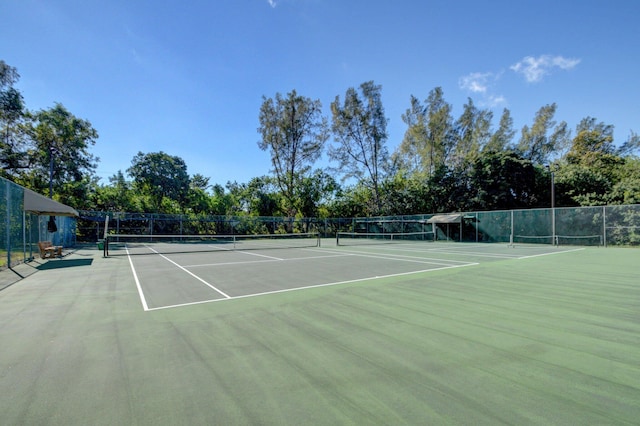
[{"x1": 77, "y1": 204, "x2": 640, "y2": 248}]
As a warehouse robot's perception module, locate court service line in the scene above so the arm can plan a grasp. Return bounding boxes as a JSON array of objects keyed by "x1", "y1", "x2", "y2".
[
  {"x1": 312, "y1": 247, "x2": 475, "y2": 267},
  {"x1": 184, "y1": 253, "x2": 354, "y2": 268},
  {"x1": 148, "y1": 248, "x2": 232, "y2": 299},
  {"x1": 235, "y1": 250, "x2": 283, "y2": 261},
  {"x1": 126, "y1": 247, "x2": 150, "y2": 311},
  {"x1": 145, "y1": 261, "x2": 480, "y2": 312},
  {"x1": 517, "y1": 247, "x2": 585, "y2": 259}
]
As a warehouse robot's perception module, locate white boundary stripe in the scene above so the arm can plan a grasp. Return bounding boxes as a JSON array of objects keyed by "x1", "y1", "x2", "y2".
[
  {"x1": 235, "y1": 250, "x2": 283, "y2": 260},
  {"x1": 127, "y1": 246, "x2": 150, "y2": 311},
  {"x1": 184, "y1": 253, "x2": 354, "y2": 268},
  {"x1": 328, "y1": 244, "x2": 581, "y2": 260},
  {"x1": 343, "y1": 245, "x2": 521, "y2": 259},
  {"x1": 149, "y1": 247, "x2": 232, "y2": 299},
  {"x1": 517, "y1": 247, "x2": 585, "y2": 259},
  {"x1": 313, "y1": 247, "x2": 475, "y2": 266},
  {"x1": 145, "y1": 262, "x2": 479, "y2": 312},
  {"x1": 404, "y1": 248, "x2": 520, "y2": 259}
]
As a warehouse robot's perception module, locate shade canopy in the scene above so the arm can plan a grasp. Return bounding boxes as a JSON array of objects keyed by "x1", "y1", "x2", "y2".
[
  {"x1": 23, "y1": 188, "x2": 79, "y2": 217},
  {"x1": 427, "y1": 213, "x2": 462, "y2": 224}
]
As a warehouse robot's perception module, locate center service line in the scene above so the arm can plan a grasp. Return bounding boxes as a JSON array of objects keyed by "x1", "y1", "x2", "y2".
[
  {"x1": 126, "y1": 246, "x2": 150, "y2": 311},
  {"x1": 149, "y1": 247, "x2": 232, "y2": 299}
]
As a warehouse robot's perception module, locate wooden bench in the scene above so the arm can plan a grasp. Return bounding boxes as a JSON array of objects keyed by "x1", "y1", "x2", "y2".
[{"x1": 38, "y1": 241, "x2": 63, "y2": 259}]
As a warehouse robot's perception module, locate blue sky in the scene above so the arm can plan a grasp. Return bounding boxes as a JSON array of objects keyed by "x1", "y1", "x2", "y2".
[{"x1": 2, "y1": 0, "x2": 639, "y2": 186}]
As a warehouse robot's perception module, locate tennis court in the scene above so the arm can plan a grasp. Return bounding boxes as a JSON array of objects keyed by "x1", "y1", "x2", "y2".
[
  {"x1": 0, "y1": 238, "x2": 638, "y2": 425},
  {"x1": 110, "y1": 235, "x2": 578, "y2": 311}
]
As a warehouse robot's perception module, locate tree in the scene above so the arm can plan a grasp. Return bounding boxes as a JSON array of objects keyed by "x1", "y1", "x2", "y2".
[
  {"x1": 468, "y1": 150, "x2": 542, "y2": 210},
  {"x1": 394, "y1": 88, "x2": 456, "y2": 178},
  {"x1": 127, "y1": 151, "x2": 190, "y2": 212},
  {"x1": 257, "y1": 90, "x2": 328, "y2": 217},
  {"x1": 617, "y1": 131, "x2": 640, "y2": 157},
  {"x1": 0, "y1": 61, "x2": 19, "y2": 88},
  {"x1": 209, "y1": 183, "x2": 236, "y2": 216},
  {"x1": 325, "y1": 183, "x2": 371, "y2": 218},
  {"x1": 394, "y1": 95, "x2": 430, "y2": 175},
  {"x1": 556, "y1": 117, "x2": 625, "y2": 206},
  {"x1": 452, "y1": 97, "x2": 492, "y2": 170},
  {"x1": 330, "y1": 81, "x2": 389, "y2": 214},
  {"x1": 297, "y1": 169, "x2": 340, "y2": 218},
  {"x1": 244, "y1": 176, "x2": 282, "y2": 217},
  {"x1": 555, "y1": 164, "x2": 612, "y2": 206},
  {"x1": 379, "y1": 171, "x2": 434, "y2": 216},
  {"x1": 565, "y1": 117, "x2": 622, "y2": 180},
  {"x1": 190, "y1": 173, "x2": 211, "y2": 191},
  {"x1": 608, "y1": 157, "x2": 640, "y2": 204},
  {"x1": 0, "y1": 61, "x2": 26, "y2": 176},
  {"x1": 484, "y1": 108, "x2": 515, "y2": 153},
  {"x1": 26, "y1": 103, "x2": 98, "y2": 201},
  {"x1": 517, "y1": 103, "x2": 569, "y2": 165}
]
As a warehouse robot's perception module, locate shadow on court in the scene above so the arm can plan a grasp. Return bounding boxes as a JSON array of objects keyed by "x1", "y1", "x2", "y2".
[{"x1": 36, "y1": 258, "x2": 94, "y2": 270}]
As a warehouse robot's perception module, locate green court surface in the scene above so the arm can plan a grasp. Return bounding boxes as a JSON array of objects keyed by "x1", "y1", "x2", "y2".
[{"x1": 0, "y1": 241, "x2": 638, "y2": 425}]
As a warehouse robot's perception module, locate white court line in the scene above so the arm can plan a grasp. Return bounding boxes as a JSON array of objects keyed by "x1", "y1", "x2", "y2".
[
  {"x1": 313, "y1": 247, "x2": 475, "y2": 266},
  {"x1": 145, "y1": 261, "x2": 480, "y2": 312},
  {"x1": 341, "y1": 244, "x2": 522, "y2": 259},
  {"x1": 517, "y1": 247, "x2": 585, "y2": 259},
  {"x1": 184, "y1": 253, "x2": 354, "y2": 268},
  {"x1": 235, "y1": 250, "x2": 283, "y2": 261},
  {"x1": 146, "y1": 247, "x2": 232, "y2": 299},
  {"x1": 332, "y1": 243, "x2": 583, "y2": 260},
  {"x1": 126, "y1": 246, "x2": 150, "y2": 311}
]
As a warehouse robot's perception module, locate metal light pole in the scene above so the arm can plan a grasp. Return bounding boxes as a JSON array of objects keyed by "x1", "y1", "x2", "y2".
[
  {"x1": 49, "y1": 145, "x2": 54, "y2": 198},
  {"x1": 546, "y1": 165, "x2": 556, "y2": 245}
]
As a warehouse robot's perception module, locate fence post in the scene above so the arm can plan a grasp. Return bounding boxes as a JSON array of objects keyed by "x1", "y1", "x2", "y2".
[
  {"x1": 5, "y1": 181, "x2": 11, "y2": 267},
  {"x1": 603, "y1": 205, "x2": 607, "y2": 248}
]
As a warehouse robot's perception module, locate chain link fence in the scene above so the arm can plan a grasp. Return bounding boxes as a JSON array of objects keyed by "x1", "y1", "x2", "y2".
[{"x1": 77, "y1": 204, "x2": 640, "y2": 248}]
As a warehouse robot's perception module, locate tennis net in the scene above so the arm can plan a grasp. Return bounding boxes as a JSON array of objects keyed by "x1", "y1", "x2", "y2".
[
  {"x1": 512, "y1": 234, "x2": 603, "y2": 246},
  {"x1": 105, "y1": 232, "x2": 320, "y2": 256},
  {"x1": 512, "y1": 235, "x2": 555, "y2": 245},
  {"x1": 336, "y1": 231, "x2": 435, "y2": 246},
  {"x1": 556, "y1": 235, "x2": 603, "y2": 246}
]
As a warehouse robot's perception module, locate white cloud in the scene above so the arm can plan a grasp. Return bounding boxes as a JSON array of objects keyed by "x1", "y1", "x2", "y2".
[
  {"x1": 267, "y1": 0, "x2": 277, "y2": 7},
  {"x1": 459, "y1": 72, "x2": 507, "y2": 107},
  {"x1": 485, "y1": 94, "x2": 507, "y2": 108},
  {"x1": 459, "y1": 72, "x2": 492, "y2": 93},
  {"x1": 510, "y1": 55, "x2": 581, "y2": 83}
]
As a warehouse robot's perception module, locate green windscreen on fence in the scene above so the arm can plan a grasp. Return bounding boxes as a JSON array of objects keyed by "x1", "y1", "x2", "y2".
[{"x1": 76, "y1": 205, "x2": 640, "y2": 248}]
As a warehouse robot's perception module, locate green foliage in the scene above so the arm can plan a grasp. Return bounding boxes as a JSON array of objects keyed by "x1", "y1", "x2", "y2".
[
  {"x1": 468, "y1": 151, "x2": 542, "y2": 210},
  {"x1": 26, "y1": 103, "x2": 98, "y2": 201},
  {"x1": 394, "y1": 88, "x2": 456, "y2": 178},
  {"x1": 258, "y1": 90, "x2": 328, "y2": 217},
  {"x1": 452, "y1": 97, "x2": 492, "y2": 170},
  {"x1": 555, "y1": 164, "x2": 612, "y2": 206},
  {"x1": 517, "y1": 103, "x2": 569, "y2": 165},
  {"x1": 379, "y1": 172, "x2": 433, "y2": 215},
  {"x1": 296, "y1": 170, "x2": 339, "y2": 218},
  {"x1": 484, "y1": 108, "x2": 516, "y2": 153},
  {"x1": 127, "y1": 151, "x2": 190, "y2": 212},
  {"x1": 3, "y1": 59, "x2": 640, "y2": 219},
  {"x1": 608, "y1": 158, "x2": 640, "y2": 204},
  {"x1": 330, "y1": 81, "x2": 389, "y2": 214}
]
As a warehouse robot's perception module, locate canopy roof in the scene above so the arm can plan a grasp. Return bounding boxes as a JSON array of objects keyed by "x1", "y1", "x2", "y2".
[
  {"x1": 427, "y1": 213, "x2": 462, "y2": 224},
  {"x1": 23, "y1": 188, "x2": 79, "y2": 216}
]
